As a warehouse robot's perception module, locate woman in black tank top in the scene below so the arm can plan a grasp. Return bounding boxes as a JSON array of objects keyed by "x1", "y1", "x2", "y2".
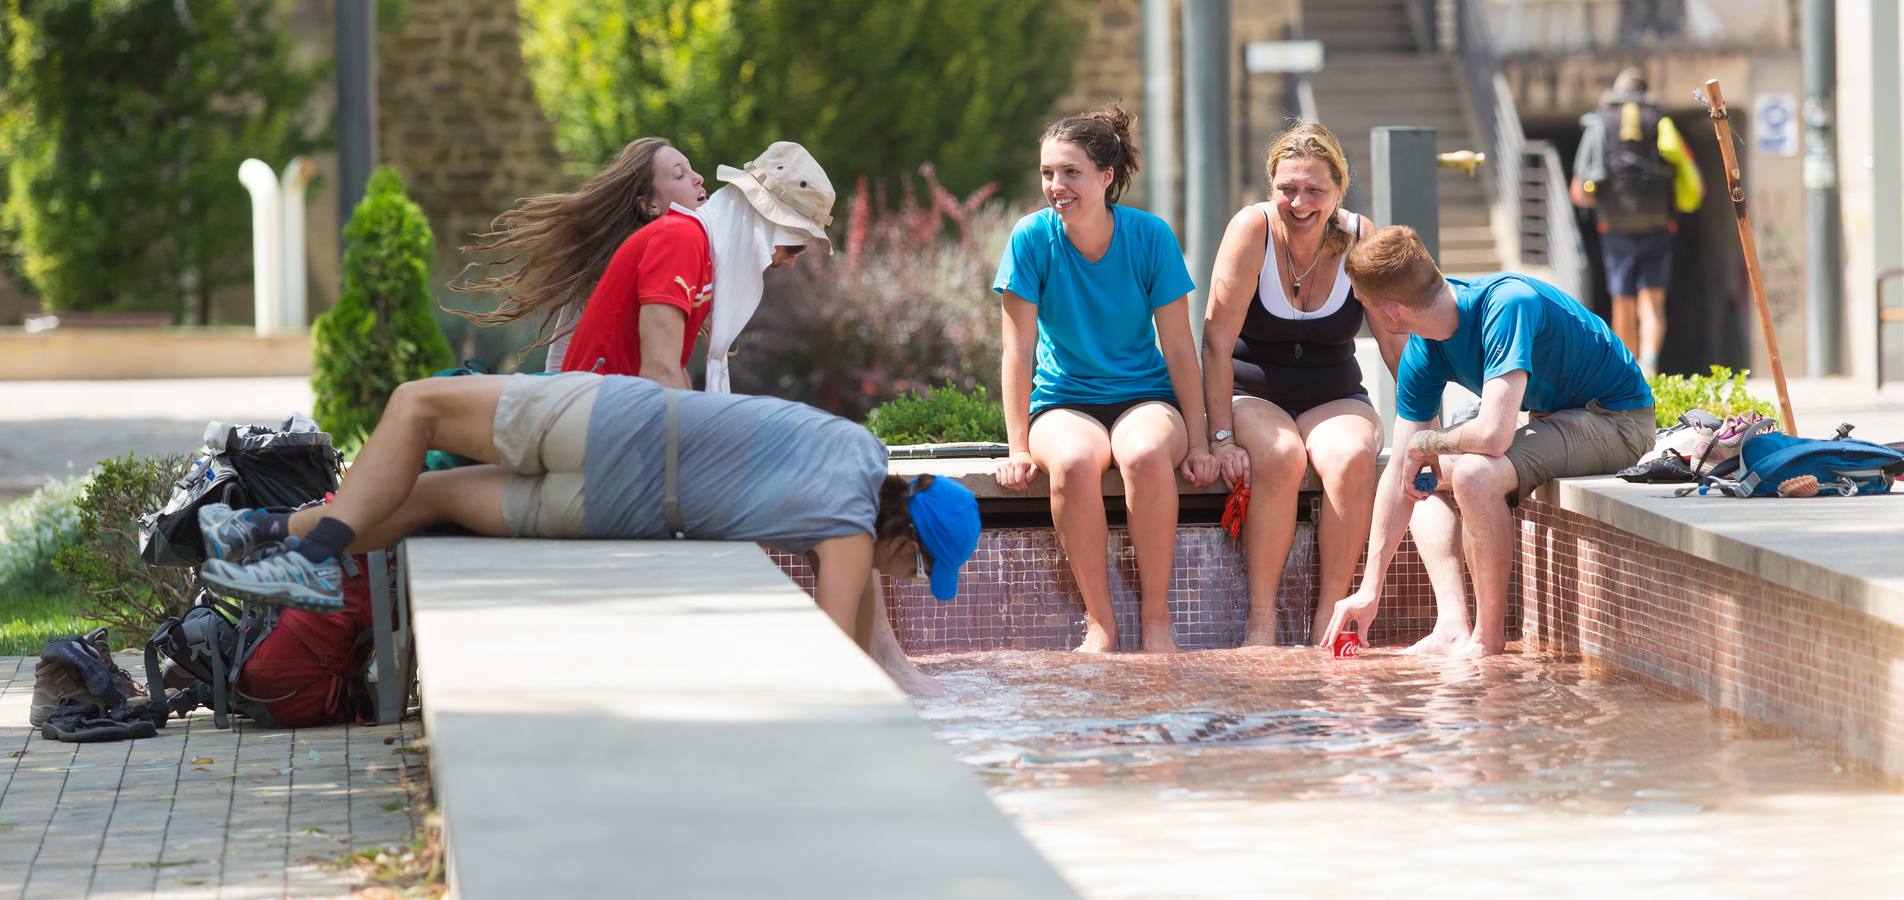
[{"x1": 1198, "y1": 123, "x2": 1409, "y2": 646}]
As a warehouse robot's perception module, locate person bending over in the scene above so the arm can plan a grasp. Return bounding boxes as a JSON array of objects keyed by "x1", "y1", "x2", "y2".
[
  {"x1": 1320, "y1": 226, "x2": 1653, "y2": 657},
  {"x1": 192, "y1": 372, "x2": 979, "y2": 694}
]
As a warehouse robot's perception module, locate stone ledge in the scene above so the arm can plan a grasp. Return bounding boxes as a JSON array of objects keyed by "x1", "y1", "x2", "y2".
[
  {"x1": 0, "y1": 329, "x2": 312, "y2": 380},
  {"x1": 403, "y1": 537, "x2": 1076, "y2": 899},
  {"x1": 887, "y1": 454, "x2": 1368, "y2": 499},
  {"x1": 1534, "y1": 476, "x2": 1904, "y2": 628}
]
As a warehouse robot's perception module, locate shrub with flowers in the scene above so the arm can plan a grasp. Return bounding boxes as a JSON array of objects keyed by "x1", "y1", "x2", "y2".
[{"x1": 730, "y1": 164, "x2": 1011, "y2": 423}]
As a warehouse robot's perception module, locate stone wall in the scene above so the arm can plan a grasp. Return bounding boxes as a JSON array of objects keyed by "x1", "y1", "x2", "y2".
[
  {"x1": 375, "y1": 0, "x2": 568, "y2": 270},
  {"x1": 1044, "y1": 0, "x2": 1302, "y2": 219}
]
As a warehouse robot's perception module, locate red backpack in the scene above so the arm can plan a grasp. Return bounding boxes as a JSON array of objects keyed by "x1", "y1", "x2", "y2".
[{"x1": 147, "y1": 553, "x2": 380, "y2": 729}]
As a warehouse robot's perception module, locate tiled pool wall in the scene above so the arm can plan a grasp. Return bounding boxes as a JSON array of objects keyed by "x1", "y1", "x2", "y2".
[
  {"x1": 773, "y1": 489, "x2": 1904, "y2": 777},
  {"x1": 770, "y1": 499, "x2": 1508, "y2": 651},
  {"x1": 1517, "y1": 495, "x2": 1904, "y2": 777}
]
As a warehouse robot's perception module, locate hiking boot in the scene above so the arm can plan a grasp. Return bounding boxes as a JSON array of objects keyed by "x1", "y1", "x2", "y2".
[
  {"x1": 82, "y1": 628, "x2": 146, "y2": 701},
  {"x1": 29, "y1": 658, "x2": 96, "y2": 727},
  {"x1": 198, "y1": 503, "x2": 272, "y2": 563},
  {"x1": 198, "y1": 539, "x2": 345, "y2": 614}
]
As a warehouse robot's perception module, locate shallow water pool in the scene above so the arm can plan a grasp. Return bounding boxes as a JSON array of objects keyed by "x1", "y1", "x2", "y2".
[{"x1": 915, "y1": 646, "x2": 1904, "y2": 898}]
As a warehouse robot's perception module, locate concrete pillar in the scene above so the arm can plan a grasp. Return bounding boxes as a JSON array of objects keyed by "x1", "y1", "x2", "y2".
[
  {"x1": 1870, "y1": 2, "x2": 1902, "y2": 382},
  {"x1": 1143, "y1": 0, "x2": 1177, "y2": 232},
  {"x1": 1368, "y1": 127, "x2": 1442, "y2": 432},
  {"x1": 1182, "y1": 0, "x2": 1230, "y2": 346},
  {"x1": 1371, "y1": 127, "x2": 1440, "y2": 259},
  {"x1": 337, "y1": 0, "x2": 377, "y2": 254}
]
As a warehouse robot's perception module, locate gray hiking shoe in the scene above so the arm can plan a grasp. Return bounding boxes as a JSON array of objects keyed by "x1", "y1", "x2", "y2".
[
  {"x1": 198, "y1": 540, "x2": 345, "y2": 614},
  {"x1": 198, "y1": 503, "x2": 270, "y2": 562}
]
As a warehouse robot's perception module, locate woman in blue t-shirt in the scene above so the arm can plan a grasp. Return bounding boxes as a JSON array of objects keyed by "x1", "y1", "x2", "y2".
[{"x1": 992, "y1": 104, "x2": 1219, "y2": 654}]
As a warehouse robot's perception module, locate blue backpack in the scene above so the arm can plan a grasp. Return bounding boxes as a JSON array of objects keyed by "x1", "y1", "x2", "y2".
[{"x1": 1678, "y1": 424, "x2": 1904, "y2": 497}]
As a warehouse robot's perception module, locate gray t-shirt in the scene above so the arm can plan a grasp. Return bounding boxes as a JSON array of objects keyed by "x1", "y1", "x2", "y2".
[{"x1": 582, "y1": 377, "x2": 888, "y2": 554}]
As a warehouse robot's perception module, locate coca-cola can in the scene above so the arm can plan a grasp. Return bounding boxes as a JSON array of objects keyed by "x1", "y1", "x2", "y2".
[{"x1": 1332, "y1": 630, "x2": 1362, "y2": 658}]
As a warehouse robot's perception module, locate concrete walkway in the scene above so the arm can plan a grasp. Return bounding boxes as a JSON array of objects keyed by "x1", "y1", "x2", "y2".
[
  {"x1": 0, "y1": 654, "x2": 421, "y2": 899},
  {"x1": 0, "y1": 378, "x2": 314, "y2": 501}
]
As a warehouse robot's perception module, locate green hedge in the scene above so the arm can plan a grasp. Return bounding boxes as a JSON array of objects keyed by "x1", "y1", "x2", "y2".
[
  {"x1": 312, "y1": 167, "x2": 454, "y2": 453},
  {"x1": 866, "y1": 382, "x2": 1006, "y2": 445},
  {"x1": 1647, "y1": 365, "x2": 1775, "y2": 430}
]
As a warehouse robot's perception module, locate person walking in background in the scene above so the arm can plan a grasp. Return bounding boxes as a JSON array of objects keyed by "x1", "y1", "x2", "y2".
[
  {"x1": 992, "y1": 104, "x2": 1219, "y2": 654},
  {"x1": 1320, "y1": 226, "x2": 1653, "y2": 658},
  {"x1": 1200, "y1": 122, "x2": 1408, "y2": 647},
  {"x1": 1570, "y1": 67, "x2": 1704, "y2": 378}
]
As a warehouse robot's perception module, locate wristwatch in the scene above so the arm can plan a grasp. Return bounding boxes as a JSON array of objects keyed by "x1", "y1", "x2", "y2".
[{"x1": 1212, "y1": 428, "x2": 1235, "y2": 444}]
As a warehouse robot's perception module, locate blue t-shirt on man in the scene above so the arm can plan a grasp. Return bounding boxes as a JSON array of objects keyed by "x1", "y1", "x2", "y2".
[
  {"x1": 1395, "y1": 273, "x2": 1652, "y2": 422},
  {"x1": 992, "y1": 205, "x2": 1197, "y2": 413}
]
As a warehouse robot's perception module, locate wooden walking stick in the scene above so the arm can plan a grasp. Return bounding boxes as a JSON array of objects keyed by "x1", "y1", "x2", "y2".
[{"x1": 1699, "y1": 78, "x2": 1798, "y2": 435}]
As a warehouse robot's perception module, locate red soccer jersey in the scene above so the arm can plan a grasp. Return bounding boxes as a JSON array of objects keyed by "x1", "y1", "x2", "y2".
[{"x1": 560, "y1": 210, "x2": 714, "y2": 377}]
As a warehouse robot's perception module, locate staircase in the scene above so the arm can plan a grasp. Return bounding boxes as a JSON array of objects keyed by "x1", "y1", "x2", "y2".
[{"x1": 1300, "y1": 0, "x2": 1503, "y2": 275}]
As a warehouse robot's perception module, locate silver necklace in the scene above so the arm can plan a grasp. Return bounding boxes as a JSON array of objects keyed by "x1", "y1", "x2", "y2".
[{"x1": 1283, "y1": 236, "x2": 1326, "y2": 311}]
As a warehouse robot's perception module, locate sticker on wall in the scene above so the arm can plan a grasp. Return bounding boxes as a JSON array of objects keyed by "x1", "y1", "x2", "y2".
[{"x1": 1754, "y1": 93, "x2": 1798, "y2": 158}]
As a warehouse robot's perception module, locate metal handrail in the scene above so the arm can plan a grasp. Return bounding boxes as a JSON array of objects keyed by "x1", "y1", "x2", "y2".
[
  {"x1": 1522, "y1": 140, "x2": 1589, "y2": 302},
  {"x1": 1450, "y1": 0, "x2": 1520, "y2": 264}
]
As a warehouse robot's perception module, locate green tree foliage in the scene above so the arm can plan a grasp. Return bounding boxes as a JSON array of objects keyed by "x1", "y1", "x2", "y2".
[
  {"x1": 312, "y1": 167, "x2": 454, "y2": 451},
  {"x1": 0, "y1": 0, "x2": 322, "y2": 317},
  {"x1": 518, "y1": 0, "x2": 1083, "y2": 197}
]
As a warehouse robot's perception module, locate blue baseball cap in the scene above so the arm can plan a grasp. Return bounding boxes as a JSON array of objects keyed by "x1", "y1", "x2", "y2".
[{"x1": 906, "y1": 476, "x2": 980, "y2": 601}]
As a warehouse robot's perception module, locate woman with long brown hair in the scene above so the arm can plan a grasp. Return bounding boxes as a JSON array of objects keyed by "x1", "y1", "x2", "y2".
[
  {"x1": 455, "y1": 140, "x2": 836, "y2": 389},
  {"x1": 1199, "y1": 121, "x2": 1408, "y2": 648},
  {"x1": 453, "y1": 137, "x2": 708, "y2": 374},
  {"x1": 992, "y1": 104, "x2": 1219, "y2": 654}
]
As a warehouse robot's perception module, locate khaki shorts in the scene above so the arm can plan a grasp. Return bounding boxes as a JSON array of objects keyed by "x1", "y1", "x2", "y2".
[
  {"x1": 1503, "y1": 401, "x2": 1655, "y2": 500},
  {"x1": 493, "y1": 372, "x2": 599, "y2": 538}
]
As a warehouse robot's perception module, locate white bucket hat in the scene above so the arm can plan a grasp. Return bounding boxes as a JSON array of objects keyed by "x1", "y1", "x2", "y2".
[{"x1": 716, "y1": 141, "x2": 836, "y2": 254}]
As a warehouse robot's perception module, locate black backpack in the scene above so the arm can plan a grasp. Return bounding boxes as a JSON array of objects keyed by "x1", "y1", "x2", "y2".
[
  {"x1": 1597, "y1": 101, "x2": 1676, "y2": 234},
  {"x1": 139, "y1": 415, "x2": 342, "y2": 567}
]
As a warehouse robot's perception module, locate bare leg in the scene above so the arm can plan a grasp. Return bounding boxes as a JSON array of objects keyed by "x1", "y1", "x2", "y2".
[
  {"x1": 1611, "y1": 294, "x2": 1639, "y2": 357},
  {"x1": 1296, "y1": 400, "x2": 1382, "y2": 644},
  {"x1": 1232, "y1": 398, "x2": 1304, "y2": 646},
  {"x1": 288, "y1": 376, "x2": 511, "y2": 537},
  {"x1": 283, "y1": 464, "x2": 512, "y2": 552},
  {"x1": 1030, "y1": 412, "x2": 1117, "y2": 652},
  {"x1": 1404, "y1": 492, "x2": 1471, "y2": 654},
  {"x1": 1637, "y1": 286, "x2": 1667, "y2": 376},
  {"x1": 1110, "y1": 401, "x2": 1190, "y2": 653},
  {"x1": 1449, "y1": 454, "x2": 1521, "y2": 657}
]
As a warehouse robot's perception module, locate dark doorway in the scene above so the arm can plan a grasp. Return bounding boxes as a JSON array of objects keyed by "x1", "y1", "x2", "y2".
[{"x1": 1525, "y1": 109, "x2": 1750, "y2": 376}]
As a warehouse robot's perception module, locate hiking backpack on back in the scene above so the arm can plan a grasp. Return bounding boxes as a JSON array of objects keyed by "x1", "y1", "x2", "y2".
[{"x1": 1597, "y1": 102, "x2": 1676, "y2": 234}]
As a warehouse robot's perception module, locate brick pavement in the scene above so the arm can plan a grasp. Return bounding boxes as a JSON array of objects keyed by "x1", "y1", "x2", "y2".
[{"x1": 0, "y1": 654, "x2": 423, "y2": 899}]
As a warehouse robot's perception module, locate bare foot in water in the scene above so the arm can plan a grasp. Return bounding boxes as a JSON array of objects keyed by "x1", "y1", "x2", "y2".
[
  {"x1": 888, "y1": 665, "x2": 948, "y2": 697},
  {"x1": 1077, "y1": 621, "x2": 1117, "y2": 653},
  {"x1": 1405, "y1": 629, "x2": 1468, "y2": 656},
  {"x1": 875, "y1": 650, "x2": 948, "y2": 697},
  {"x1": 1448, "y1": 636, "x2": 1505, "y2": 659},
  {"x1": 1240, "y1": 627, "x2": 1278, "y2": 648},
  {"x1": 1141, "y1": 620, "x2": 1180, "y2": 654}
]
